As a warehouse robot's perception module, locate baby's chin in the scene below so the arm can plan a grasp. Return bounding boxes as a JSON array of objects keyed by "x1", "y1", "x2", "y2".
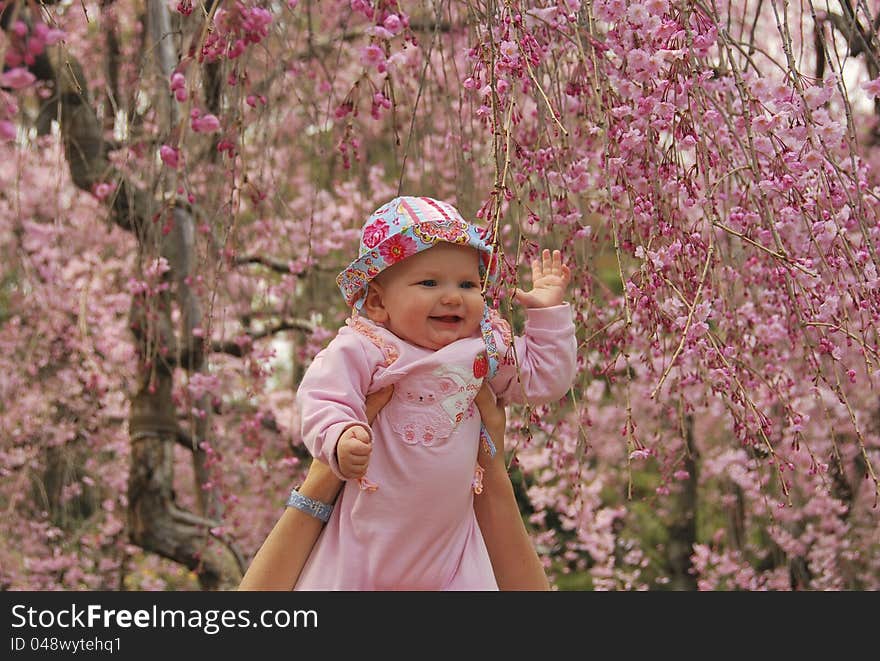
[{"x1": 416, "y1": 326, "x2": 481, "y2": 350}]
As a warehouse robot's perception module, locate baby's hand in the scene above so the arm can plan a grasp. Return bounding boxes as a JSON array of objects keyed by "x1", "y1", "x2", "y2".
[
  {"x1": 513, "y1": 249, "x2": 571, "y2": 309},
  {"x1": 337, "y1": 425, "x2": 372, "y2": 479}
]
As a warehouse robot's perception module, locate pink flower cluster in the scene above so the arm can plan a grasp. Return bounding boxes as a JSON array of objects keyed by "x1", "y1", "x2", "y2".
[
  {"x1": 200, "y1": 2, "x2": 274, "y2": 63},
  {"x1": 3, "y1": 20, "x2": 65, "y2": 68}
]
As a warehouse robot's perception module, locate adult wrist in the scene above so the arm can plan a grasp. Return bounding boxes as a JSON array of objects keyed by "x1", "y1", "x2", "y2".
[
  {"x1": 299, "y1": 462, "x2": 344, "y2": 504},
  {"x1": 285, "y1": 488, "x2": 333, "y2": 523}
]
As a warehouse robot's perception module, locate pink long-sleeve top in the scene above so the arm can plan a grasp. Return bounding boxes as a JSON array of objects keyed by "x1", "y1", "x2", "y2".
[{"x1": 294, "y1": 304, "x2": 576, "y2": 590}]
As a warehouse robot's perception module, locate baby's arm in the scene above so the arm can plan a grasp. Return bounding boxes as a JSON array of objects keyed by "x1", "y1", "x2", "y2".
[
  {"x1": 491, "y1": 249, "x2": 577, "y2": 404},
  {"x1": 297, "y1": 330, "x2": 378, "y2": 479}
]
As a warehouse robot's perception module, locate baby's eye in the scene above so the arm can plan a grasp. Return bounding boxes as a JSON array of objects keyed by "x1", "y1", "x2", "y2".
[
  {"x1": 460, "y1": 281, "x2": 478, "y2": 289},
  {"x1": 418, "y1": 280, "x2": 437, "y2": 287}
]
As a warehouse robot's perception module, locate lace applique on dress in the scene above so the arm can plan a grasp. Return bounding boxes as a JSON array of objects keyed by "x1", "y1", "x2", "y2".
[
  {"x1": 488, "y1": 308, "x2": 513, "y2": 348},
  {"x1": 487, "y1": 308, "x2": 515, "y2": 366},
  {"x1": 346, "y1": 314, "x2": 399, "y2": 367}
]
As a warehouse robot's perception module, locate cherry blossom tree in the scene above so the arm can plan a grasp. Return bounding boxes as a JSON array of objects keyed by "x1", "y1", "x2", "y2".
[{"x1": 1, "y1": 0, "x2": 878, "y2": 590}]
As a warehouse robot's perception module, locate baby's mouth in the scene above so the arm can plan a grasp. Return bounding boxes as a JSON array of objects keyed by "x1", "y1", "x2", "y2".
[{"x1": 430, "y1": 315, "x2": 463, "y2": 324}]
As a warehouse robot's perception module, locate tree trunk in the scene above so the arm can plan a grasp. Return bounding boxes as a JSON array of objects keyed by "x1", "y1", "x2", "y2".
[
  {"x1": 2, "y1": 11, "x2": 246, "y2": 589},
  {"x1": 666, "y1": 412, "x2": 698, "y2": 591}
]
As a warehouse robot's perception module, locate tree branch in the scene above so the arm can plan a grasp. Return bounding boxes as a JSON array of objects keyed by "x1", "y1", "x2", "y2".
[
  {"x1": 211, "y1": 318, "x2": 315, "y2": 357},
  {"x1": 233, "y1": 255, "x2": 339, "y2": 276}
]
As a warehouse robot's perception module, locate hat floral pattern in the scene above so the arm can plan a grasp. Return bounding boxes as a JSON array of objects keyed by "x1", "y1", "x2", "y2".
[
  {"x1": 411, "y1": 218, "x2": 470, "y2": 245},
  {"x1": 378, "y1": 233, "x2": 418, "y2": 265},
  {"x1": 337, "y1": 195, "x2": 497, "y2": 309},
  {"x1": 361, "y1": 219, "x2": 389, "y2": 250}
]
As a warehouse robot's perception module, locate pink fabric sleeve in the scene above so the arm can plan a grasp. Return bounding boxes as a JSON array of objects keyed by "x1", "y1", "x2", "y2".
[
  {"x1": 489, "y1": 303, "x2": 577, "y2": 405},
  {"x1": 296, "y1": 329, "x2": 379, "y2": 479}
]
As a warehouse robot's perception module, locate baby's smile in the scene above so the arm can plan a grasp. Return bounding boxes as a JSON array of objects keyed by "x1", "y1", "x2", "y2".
[{"x1": 429, "y1": 314, "x2": 464, "y2": 324}]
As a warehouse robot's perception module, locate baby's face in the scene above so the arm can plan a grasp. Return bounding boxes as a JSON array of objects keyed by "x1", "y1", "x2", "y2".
[{"x1": 373, "y1": 242, "x2": 484, "y2": 350}]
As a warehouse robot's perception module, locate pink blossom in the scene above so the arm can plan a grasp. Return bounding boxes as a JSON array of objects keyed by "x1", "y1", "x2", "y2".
[
  {"x1": 91, "y1": 182, "x2": 116, "y2": 201},
  {"x1": 368, "y1": 26, "x2": 395, "y2": 40},
  {"x1": 0, "y1": 121, "x2": 15, "y2": 142},
  {"x1": 370, "y1": 92, "x2": 391, "y2": 119},
  {"x1": 228, "y1": 39, "x2": 246, "y2": 59},
  {"x1": 627, "y1": 4, "x2": 650, "y2": 25},
  {"x1": 361, "y1": 44, "x2": 386, "y2": 69},
  {"x1": 524, "y1": 6, "x2": 559, "y2": 29},
  {"x1": 0, "y1": 68, "x2": 36, "y2": 90},
  {"x1": 350, "y1": 0, "x2": 374, "y2": 19},
  {"x1": 170, "y1": 73, "x2": 188, "y2": 102},
  {"x1": 645, "y1": 0, "x2": 669, "y2": 13},
  {"x1": 383, "y1": 14, "x2": 403, "y2": 35},
  {"x1": 159, "y1": 145, "x2": 180, "y2": 169},
  {"x1": 499, "y1": 40, "x2": 519, "y2": 59},
  {"x1": 803, "y1": 85, "x2": 831, "y2": 110},
  {"x1": 595, "y1": 0, "x2": 626, "y2": 22},
  {"x1": 31, "y1": 24, "x2": 65, "y2": 47},
  {"x1": 191, "y1": 113, "x2": 221, "y2": 133},
  {"x1": 862, "y1": 77, "x2": 880, "y2": 98}
]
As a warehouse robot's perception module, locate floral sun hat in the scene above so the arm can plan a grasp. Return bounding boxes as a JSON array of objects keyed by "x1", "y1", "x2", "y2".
[{"x1": 337, "y1": 195, "x2": 502, "y2": 379}]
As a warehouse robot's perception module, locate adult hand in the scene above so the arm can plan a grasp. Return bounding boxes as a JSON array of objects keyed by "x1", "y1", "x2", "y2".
[
  {"x1": 473, "y1": 382, "x2": 506, "y2": 467},
  {"x1": 365, "y1": 385, "x2": 394, "y2": 424}
]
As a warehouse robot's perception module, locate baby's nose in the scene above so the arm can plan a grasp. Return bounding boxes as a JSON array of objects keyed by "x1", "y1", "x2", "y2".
[{"x1": 440, "y1": 288, "x2": 462, "y2": 303}]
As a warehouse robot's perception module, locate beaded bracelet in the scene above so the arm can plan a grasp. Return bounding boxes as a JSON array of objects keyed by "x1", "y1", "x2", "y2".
[{"x1": 285, "y1": 488, "x2": 333, "y2": 523}]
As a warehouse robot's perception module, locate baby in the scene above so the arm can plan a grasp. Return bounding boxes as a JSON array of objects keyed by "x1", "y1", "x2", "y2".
[{"x1": 294, "y1": 195, "x2": 576, "y2": 590}]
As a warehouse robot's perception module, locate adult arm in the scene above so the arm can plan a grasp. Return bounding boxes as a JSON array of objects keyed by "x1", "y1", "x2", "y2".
[
  {"x1": 238, "y1": 386, "x2": 393, "y2": 591},
  {"x1": 472, "y1": 383, "x2": 551, "y2": 591}
]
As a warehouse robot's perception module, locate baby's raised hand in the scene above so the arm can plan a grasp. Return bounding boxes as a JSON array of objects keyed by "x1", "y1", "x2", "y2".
[
  {"x1": 337, "y1": 425, "x2": 372, "y2": 479},
  {"x1": 513, "y1": 249, "x2": 571, "y2": 309}
]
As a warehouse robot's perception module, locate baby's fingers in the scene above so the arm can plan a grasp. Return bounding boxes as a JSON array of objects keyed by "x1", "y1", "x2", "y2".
[
  {"x1": 349, "y1": 425, "x2": 372, "y2": 444},
  {"x1": 348, "y1": 439, "x2": 372, "y2": 457},
  {"x1": 543, "y1": 248, "x2": 553, "y2": 275},
  {"x1": 344, "y1": 462, "x2": 368, "y2": 479},
  {"x1": 346, "y1": 454, "x2": 370, "y2": 470},
  {"x1": 551, "y1": 249, "x2": 564, "y2": 273},
  {"x1": 530, "y1": 255, "x2": 542, "y2": 283}
]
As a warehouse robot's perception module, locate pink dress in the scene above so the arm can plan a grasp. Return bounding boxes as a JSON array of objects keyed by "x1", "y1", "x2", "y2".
[{"x1": 294, "y1": 304, "x2": 576, "y2": 590}]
